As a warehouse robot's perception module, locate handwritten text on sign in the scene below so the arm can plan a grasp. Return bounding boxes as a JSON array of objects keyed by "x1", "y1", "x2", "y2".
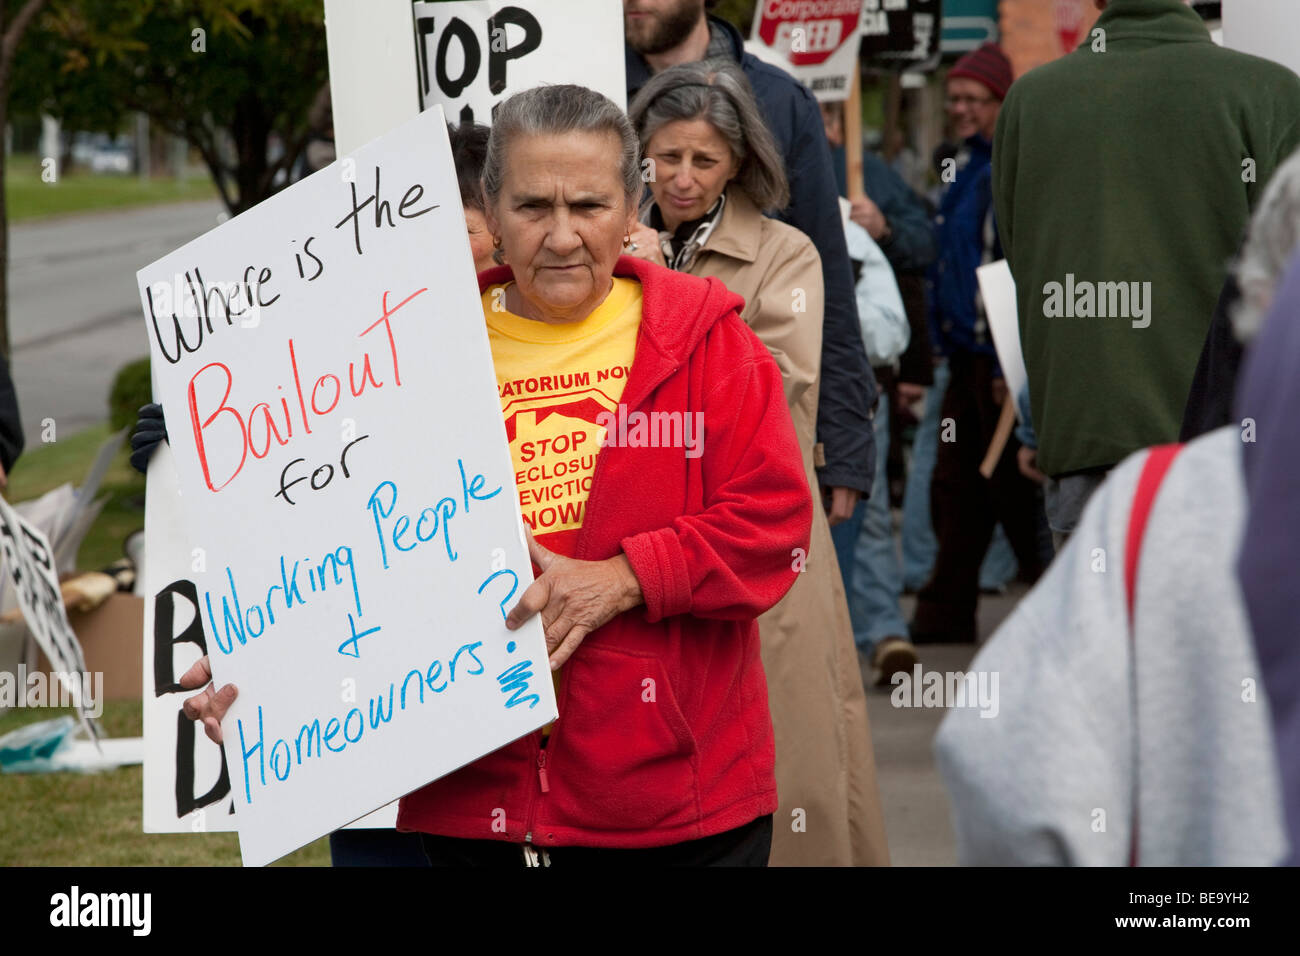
[
  {"x1": 137, "y1": 107, "x2": 555, "y2": 866},
  {"x1": 412, "y1": 0, "x2": 626, "y2": 124}
]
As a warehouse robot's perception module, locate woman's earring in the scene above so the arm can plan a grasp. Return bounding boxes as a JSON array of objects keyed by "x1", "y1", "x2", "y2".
[{"x1": 492, "y1": 235, "x2": 506, "y2": 265}]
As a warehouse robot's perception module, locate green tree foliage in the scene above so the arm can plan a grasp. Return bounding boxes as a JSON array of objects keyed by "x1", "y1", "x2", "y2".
[
  {"x1": 15, "y1": 0, "x2": 329, "y2": 214},
  {"x1": 710, "y1": 0, "x2": 755, "y2": 35}
]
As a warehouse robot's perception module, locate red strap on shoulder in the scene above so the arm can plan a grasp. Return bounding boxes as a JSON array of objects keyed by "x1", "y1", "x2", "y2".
[
  {"x1": 1122, "y1": 442, "x2": 1183, "y2": 868},
  {"x1": 1124, "y1": 444, "x2": 1184, "y2": 626}
]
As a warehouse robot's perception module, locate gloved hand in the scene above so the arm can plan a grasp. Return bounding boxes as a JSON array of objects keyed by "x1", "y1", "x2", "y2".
[{"x1": 129, "y1": 403, "x2": 168, "y2": 474}]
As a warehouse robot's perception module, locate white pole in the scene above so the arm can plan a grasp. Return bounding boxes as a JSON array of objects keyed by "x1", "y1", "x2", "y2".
[{"x1": 323, "y1": 0, "x2": 422, "y2": 156}]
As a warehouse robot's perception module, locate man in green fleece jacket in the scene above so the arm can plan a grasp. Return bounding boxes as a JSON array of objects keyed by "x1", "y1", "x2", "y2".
[{"x1": 994, "y1": 0, "x2": 1300, "y2": 541}]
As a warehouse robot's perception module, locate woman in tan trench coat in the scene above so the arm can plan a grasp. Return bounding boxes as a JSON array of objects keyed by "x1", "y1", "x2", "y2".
[{"x1": 627, "y1": 62, "x2": 889, "y2": 867}]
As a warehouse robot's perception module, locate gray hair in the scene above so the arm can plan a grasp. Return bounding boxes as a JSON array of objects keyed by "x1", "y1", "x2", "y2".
[
  {"x1": 482, "y1": 84, "x2": 641, "y2": 204},
  {"x1": 628, "y1": 60, "x2": 789, "y2": 213},
  {"x1": 1233, "y1": 147, "x2": 1300, "y2": 343}
]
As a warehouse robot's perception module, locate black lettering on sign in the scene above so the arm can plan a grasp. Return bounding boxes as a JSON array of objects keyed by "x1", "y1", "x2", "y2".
[
  {"x1": 417, "y1": 15, "x2": 436, "y2": 98},
  {"x1": 175, "y1": 708, "x2": 231, "y2": 817},
  {"x1": 153, "y1": 579, "x2": 206, "y2": 695},
  {"x1": 486, "y1": 7, "x2": 542, "y2": 95},
  {"x1": 422, "y1": 8, "x2": 544, "y2": 123},
  {"x1": 436, "y1": 16, "x2": 480, "y2": 99}
]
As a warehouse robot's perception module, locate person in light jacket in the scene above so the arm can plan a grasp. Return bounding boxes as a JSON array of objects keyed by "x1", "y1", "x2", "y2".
[{"x1": 626, "y1": 61, "x2": 889, "y2": 867}]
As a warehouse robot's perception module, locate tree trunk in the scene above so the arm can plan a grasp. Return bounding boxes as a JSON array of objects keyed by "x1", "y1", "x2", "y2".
[
  {"x1": 0, "y1": 94, "x2": 9, "y2": 362},
  {"x1": 231, "y1": 91, "x2": 270, "y2": 215},
  {"x1": 0, "y1": 0, "x2": 50, "y2": 362}
]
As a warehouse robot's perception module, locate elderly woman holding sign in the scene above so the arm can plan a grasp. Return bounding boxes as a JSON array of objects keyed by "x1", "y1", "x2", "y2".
[
  {"x1": 624, "y1": 62, "x2": 888, "y2": 867},
  {"x1": 177, "y1": 84, "x2": 811, "y2": 866}
]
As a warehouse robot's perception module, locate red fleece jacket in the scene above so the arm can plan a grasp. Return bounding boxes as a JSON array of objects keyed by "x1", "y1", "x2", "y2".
[{"x1": 396, "y1": 256, "x2": 812, "y2": 849}]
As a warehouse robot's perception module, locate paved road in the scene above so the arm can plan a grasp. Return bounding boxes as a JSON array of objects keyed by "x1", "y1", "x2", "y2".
[
  {"x1": 861, "y1": 586, "x2": 1023, "y2": 866},
  {"x1": 9, "y1": 200, "x2": 224, "y2": 444}
]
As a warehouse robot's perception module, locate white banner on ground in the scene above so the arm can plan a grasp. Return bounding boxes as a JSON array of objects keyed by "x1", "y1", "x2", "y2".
[
  {"x1": 977, "y1": 259, "x2": 1028, "y2": 421},
  {"x1": 747, "y1": 0, "x2": 865, "y2": 102},
  {"x1": 412, "y1": 0, "x2": 626, "y2": 124},
  {"x1": 136, "y1": 106, "x2": 554, "y2": 866},
  {"x1": 0, "y1": 494, "x2": 99, "y2": 739}
]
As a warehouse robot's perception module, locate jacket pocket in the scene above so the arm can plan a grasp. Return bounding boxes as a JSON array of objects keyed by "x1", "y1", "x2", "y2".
[{"x1": 552, "y1": 643, "x2": 698, "y2": 832}]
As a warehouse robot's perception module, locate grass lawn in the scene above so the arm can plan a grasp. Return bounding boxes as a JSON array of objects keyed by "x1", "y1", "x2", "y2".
[
  {"x1": 6, "y1": 154, "x2": 218, "y2": 223},
  {"x1": 7, "y1": 422, "x2": 145, "y2": 574},
  {"x1": 0, "y1": 424, "x2": 329, "y2": 865},
  {"x1": 0, "y1": 701, "x2": 329, "y2": 866}
]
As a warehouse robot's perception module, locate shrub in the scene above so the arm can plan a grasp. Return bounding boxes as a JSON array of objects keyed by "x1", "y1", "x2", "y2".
[{"x1": 108, "y1": 358, "x2": 151, "y2": 433}]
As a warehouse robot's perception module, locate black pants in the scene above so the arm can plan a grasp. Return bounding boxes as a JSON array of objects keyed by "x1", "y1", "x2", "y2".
[
  {"x1": 913, "y1": 351, "x2": 1043, "y2": 642},
  {"x1": 418, "y1": 814, "x2": 773, "y2": 867}
]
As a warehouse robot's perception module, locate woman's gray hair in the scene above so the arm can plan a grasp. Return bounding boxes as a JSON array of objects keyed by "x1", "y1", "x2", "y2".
[
  {"x1": 628, "y1": 60, "x2": 789, "y2": 213},
  {"x1": 1233, "y1": 146, "x2": 1300, "y2": 343},
  {"x1": 482, "y1": 84, "x2": 641, "y2": 204}
]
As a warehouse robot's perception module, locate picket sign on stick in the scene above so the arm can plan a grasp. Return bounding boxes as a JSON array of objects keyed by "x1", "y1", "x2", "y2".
[
  {"x1": 136, "y1": 106, "x2": 555, "y2": 866},
  {"x1": 844, "y1": 61, "x2": 865, "y2": 202},
  {"x1": 747, "y1": 0, "x2": 865, "y2": 102},
  {"x1": 323, "y1": 0, "x2": 421, "y2": 156},
  {"x1": 412, "y1": 0, "x2": 627, "y2": 123},
  {"x1": 0, "y1": 495, "x2": 101, "y2": 743}
]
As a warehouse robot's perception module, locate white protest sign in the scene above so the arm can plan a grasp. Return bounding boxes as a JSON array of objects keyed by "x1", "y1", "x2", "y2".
[
  {"x1": 323, "y1": 0, "x2": 421, "y2": 156},
  {"x1": 1223, "y1": 0, "x2": 1300, "y2": 79},
  {"x1": 142, "y1": 441, "x2": 236, "y2": 834},
  {"x1": 142, "y1": 443, "x2": 399, "y2": 834},
  {"x1": 0, "y1": 495, "x2": 100, "y2": 739},
  {"x1": 747, "y1": 0, "x2": 864, "y2": 102},
  {"x1": 413, "y1": 0, "x2": 626, "y2": 124},
  {"x1": 136, "y1": 106, "x2": 555, "y2": 866},
  {"x1": 976, "y1": 259, "x2": 1028, "y2": 421}
]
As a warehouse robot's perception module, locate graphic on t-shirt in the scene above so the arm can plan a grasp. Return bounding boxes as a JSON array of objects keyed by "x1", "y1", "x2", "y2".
[{"x1": 499, "y1": 369, "x2": 631, "y2": 536}]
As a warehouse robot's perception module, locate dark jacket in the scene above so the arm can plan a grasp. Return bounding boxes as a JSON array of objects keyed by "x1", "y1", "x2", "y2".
[
  {"x1": 831, "y1": 146, "x2": 937, "y2": 275},
  {"x1": 930, "y1": 134, "x2": 1000, "y2": 362},
  {"x1": 628, "y1": 16, "x2": 876, "y2": 495},
  {"x1": 398, "y1": 256, "x2": 811, "y2": 848},
  {"x1": 1180, "y1": 273, "x2": 1243, "y2": 442},
  {"x1": 1235, "y1": 250, "x2": 1300, "y2": 867},
  {"x1": 831, "y1": 146, "x2": 936, "y2": 384},
  {"x1": 0, "y1": 355, "x2": 23, "y2": 474},
  {"x1": 995, "y1": 0, "x2": 1300, "y2": 476}
]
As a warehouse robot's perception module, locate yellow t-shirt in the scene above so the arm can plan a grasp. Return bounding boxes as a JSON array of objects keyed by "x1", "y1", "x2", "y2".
[
  {"x1": 483, "y1": 277, "x2": 642, "y2": 559},
  {"x1": 483, "y1": 277, "x2": 642, "y2": 732}
]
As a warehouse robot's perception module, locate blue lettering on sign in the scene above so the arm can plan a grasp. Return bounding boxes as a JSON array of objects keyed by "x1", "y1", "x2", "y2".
[
  {"x1": 366, "y1": 462, "x2": 501, "y2": 570},
  {"x1": 203, "y1": 544, "x2": 363, "y2": 658},
  {"x1": 477, "y1": 569, "x2": 519, "y2": 621},
  {"x1": 233, "y1": 642, "x2": 493, "y2": 804},
  {"x1": 338, "y1": 613, "x2": 381, "y2": 658},
  {"x1": 497, "y1": 659, "x2": 540, "y2": 710}
]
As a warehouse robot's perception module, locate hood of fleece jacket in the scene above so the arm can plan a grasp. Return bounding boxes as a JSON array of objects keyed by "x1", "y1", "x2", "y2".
[{"x1": 476, "y1": 255, "x2": 747, "y2": 406}]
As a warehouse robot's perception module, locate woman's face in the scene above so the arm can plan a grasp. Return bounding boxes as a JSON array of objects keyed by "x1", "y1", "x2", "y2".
[
  {"x1": 486, "y1": 130, "x2": 636, "y2": 324},
  {"x1": 465, "y1": 206, "x2": 497, "y2": 274},
  {"x1": 644, "y1": 118, "x2": 739, "y2": 232}
]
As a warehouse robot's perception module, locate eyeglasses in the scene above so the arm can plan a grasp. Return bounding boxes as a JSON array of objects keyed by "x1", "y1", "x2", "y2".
[{"x1": 945, "y1": 94, "x2": 996, "y2": 108}]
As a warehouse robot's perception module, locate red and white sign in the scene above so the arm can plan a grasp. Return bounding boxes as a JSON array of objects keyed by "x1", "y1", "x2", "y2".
[{"x1": 748, "y1": 0, "x2": 865, "y2": 101}]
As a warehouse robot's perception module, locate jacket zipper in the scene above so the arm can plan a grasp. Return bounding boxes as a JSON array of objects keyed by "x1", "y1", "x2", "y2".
[
  {"x1": 522, "y1": 666, "x2": 570, "y2": 846},
  {"x1": 536, "y1": 750, "x2": 550, "y2": 792}
]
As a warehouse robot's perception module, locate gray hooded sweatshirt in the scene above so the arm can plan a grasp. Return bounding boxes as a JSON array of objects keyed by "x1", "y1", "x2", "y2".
[{"x1": 934, "y1": 426, "x2": 1287, "y2": 865}]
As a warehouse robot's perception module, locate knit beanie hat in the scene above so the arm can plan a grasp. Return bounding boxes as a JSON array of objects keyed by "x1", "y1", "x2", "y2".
[{"x1": 947, "y1": 43, "x2": 1013, "y2": 101}]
